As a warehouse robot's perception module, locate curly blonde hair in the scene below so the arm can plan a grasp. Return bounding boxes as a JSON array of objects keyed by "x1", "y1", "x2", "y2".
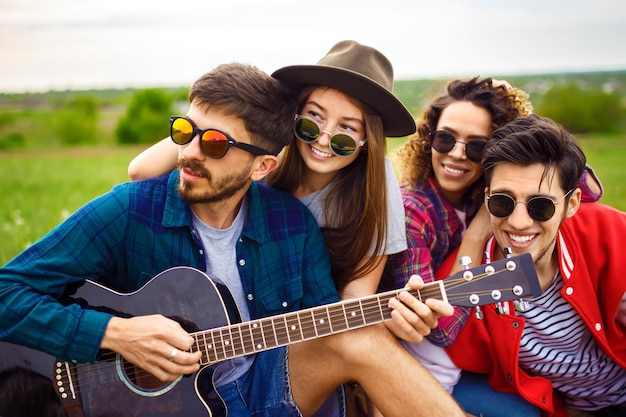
[{"x1": 394, "y1": 77, "x2": 531, "y2": 207}]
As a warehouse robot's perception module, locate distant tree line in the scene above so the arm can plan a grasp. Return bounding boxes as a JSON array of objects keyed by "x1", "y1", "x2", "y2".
[
  {"x1": 110, "y1": 81, "x2": 626, "y2": 143},
  {"x1": 0, "y1": 73, "x2": 624, "y2": 150}
]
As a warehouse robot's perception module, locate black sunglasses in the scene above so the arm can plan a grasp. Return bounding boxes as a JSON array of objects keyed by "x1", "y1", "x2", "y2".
[
  {"x1": 430, "y1": 130, "x2": 488, "y2": 163},
  {"x1": 486, "y1": 190, "x2": 574, "y2": 222},
  {"x1": 170, "y1": 116, "x2": 271, "y2": 159}
]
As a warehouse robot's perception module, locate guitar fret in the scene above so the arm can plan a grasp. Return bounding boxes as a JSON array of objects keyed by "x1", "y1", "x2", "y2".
[
  {"x1": 311, "y1": 306, "x2": 332, "y2": 336},
  {"x1": 193, "y1": 333, "x2": 206, "y2": 365},
  {"x1": 285, "y1": 314, "x2": 303, "y2": 343},
  {"x1": 249, "y1": 321, "x2": 264, "y2": 352},
  {"x1": 201, "y1": 332, "x2": 210, "y2": 364},
  {"x1": 216, "y1": 329, "x2": 225, "y2": 360},
  {"x1": 206, "y1": 330, "x2": 218, "y2": 363},
  {"x1": 344, "y1": 299, "x2": 365, "y2": 329},
  {"x1": 328, "y1": 303, "x2": 348, "y2": 332},
  {"x1": 300, "y1": 310, "x2": 316, "y2": 339},
  {"x1": 239, "y1": 322, "x2": 253, "y2": 355},
  {"x1": 234, "y1": 323, "x2": 246, "y2": 356},
  {"x1": 226, "y1": 327, "x2": 236, "y2": 358},
  {"x1": 275, "y1": 316, "x2": 289, "y2": 345},
  {"x1": 362, "y1": 296, "x2": 385, "y2": 324},
  {"x1": 262, "y1": 318, "x2": 279, "y2": 349},
  {"x1": 231, "y1": 325, "x2": 245, "y2": 357}
]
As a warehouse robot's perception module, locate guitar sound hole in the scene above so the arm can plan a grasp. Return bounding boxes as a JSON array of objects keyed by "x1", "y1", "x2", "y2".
[{"x1": 122, "y1": 359, "x2": 169, "y2": 391}]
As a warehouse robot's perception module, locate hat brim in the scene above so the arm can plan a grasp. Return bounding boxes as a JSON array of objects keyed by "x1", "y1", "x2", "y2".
[{"x1": 272, "y1": 65, "x2": 416, "y2": 137}]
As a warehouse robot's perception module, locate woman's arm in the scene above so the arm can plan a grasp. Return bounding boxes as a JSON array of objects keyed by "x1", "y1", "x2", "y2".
[
  {"x1": 341, "y1": 256, "x2": 387, "y2": 299},
  {"x1": 128, "y1": 138, "x2": 179, "y2": 180}
]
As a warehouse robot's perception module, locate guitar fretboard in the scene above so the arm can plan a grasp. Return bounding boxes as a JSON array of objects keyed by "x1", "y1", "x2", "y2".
[{"x1": 192, "y1": 282, "x2": 445, "y2": 365}]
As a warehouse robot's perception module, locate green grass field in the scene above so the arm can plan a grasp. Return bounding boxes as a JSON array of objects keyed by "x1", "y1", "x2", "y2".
[{"x1": 0, "y1": 134, "x2": 624, "y2": 265}]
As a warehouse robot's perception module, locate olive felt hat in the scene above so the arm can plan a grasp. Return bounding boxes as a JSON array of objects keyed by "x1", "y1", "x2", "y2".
[{"x1": 271, "y1": 40, "x2": 416, "y2": 137}]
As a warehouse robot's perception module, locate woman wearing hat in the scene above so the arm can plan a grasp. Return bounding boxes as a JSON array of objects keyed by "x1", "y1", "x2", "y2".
[{"x1": 128, "y1": 40, "x2": 453, "y2": 415}]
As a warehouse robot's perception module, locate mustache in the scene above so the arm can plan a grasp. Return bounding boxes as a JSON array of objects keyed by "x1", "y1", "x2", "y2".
[{"x1": 178, "y1": 158, "x2": 210, "y2": 179}]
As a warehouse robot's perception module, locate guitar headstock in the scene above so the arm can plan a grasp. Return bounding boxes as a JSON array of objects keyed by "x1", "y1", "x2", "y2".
[{"x1": 442, "y1": 253, "x2": 541, "y2": 307}]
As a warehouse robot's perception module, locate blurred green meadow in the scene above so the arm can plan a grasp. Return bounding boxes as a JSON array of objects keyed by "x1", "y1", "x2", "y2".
[
  {"x1": 0, "y1": 134, "x2": 624, "y2": 265},
  {"x1": 0, "y1": 147, "x2": 139, "y2": 264}
]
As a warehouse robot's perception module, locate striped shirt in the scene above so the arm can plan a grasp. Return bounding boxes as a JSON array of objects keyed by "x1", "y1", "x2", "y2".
[{"x1": 518, "y1": 273, "x2": 626, "y2": 410}]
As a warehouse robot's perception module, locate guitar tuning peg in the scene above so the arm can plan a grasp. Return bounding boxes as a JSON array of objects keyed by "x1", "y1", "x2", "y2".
[
  {"x1": 459, "y1": 256, "x2": 475, "y2": 281},
  {"x1": 484, "y1": 251, "x2": 491, "y2": 264},
  {"x1": 459, "y1": 256, "x2": 472, "y2": 269},
  {"x1": 503, "y1": 247, "x2": 513, "y2": 258},
  {"x1": 495, "y1": 302, "x2": 505, "y2": 315},
  {"x1": 475, "y1": 306, "x2": 484, "y2": 320},
  {"x1": 514, "y1": 299, "x2": 530, "y2": 312}
]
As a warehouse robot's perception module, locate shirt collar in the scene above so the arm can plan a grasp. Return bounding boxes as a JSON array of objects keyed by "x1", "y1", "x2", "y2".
[{"x1": 161, "y1": 170, "x2": 267, "y2": 244}]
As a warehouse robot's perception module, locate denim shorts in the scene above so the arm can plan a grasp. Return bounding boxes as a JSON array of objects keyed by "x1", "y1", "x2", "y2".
[{"x1": 215, "y1": 347, "x2": 345, "y2": 417}]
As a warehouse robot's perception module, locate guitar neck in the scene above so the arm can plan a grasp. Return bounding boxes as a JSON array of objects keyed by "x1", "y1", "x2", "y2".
[{"x1": 192, "y1": 282, "x2": 445, "y2": 365}]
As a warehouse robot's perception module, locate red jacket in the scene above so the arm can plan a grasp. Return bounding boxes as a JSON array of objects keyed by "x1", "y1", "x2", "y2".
[{"x1": 442, "y1": 203, "x2": 626, "y2": 416}]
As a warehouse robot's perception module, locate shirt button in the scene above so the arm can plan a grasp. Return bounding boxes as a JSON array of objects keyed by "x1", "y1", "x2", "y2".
[
  {"x1": 595, "y1": 323, "x2": 602, "y2": 331},
  {"x1": 282, "y1": 301, "x2": 288, "y2": 308},
  {"x1": 199, "y1": 249, "x2": 203, "y2": 255},
  {"x1": 565, "y1": 287, "x2": 573, "y2": 295},
  {"x1": 239, "y1": 259, "x2": 246, "y2": 266},
  {"x1": 247, "y1": 294, "x2": 254, "y2": 301}
]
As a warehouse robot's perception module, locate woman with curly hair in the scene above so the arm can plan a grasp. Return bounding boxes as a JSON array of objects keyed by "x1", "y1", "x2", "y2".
[{"x1": 380, "y1": 77, "x2": 603, "y2": 417}]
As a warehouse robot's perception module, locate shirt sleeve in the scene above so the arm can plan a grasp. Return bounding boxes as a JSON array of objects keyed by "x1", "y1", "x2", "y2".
[
  {"x1": 380, "y1": 158, "x2": 409, "y2": 256},
  {"x1": 384, "y1": 195, "x2": 469, "y2": 347},
  {"x1": 385, "y1": 196, "x2": 437, "y2": 288},
  {"x1": 0, "y1": 191, "x2": 129, "y2": 362}
]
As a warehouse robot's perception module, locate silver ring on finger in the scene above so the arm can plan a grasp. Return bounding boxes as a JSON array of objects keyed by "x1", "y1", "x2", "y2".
[{"x1": 169, "y1": 348, "x2": 178, "y2": 362}]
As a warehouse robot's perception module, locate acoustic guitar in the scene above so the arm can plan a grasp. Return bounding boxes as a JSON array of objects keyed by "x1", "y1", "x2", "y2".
[{"x1": 0, "y1": 253, "x2": 540, "y2": 417}]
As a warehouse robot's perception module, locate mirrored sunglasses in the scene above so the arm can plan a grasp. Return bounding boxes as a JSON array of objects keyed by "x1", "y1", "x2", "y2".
[
  {"x1": 293, "y1": 115, "x2": 365, "y2": 157},
  {"x1": 486, "y1": 190, "x2": 573, "y2": 222},
  {"x1": 170, "y1": 116, "x2": 270, "y2": 159},
  {"x1": 430, "y1": 130, "x2": 487, "y2": 163}
]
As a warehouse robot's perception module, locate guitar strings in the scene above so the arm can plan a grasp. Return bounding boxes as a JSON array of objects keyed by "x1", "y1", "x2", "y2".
[{"x1": 55, "y1": 266, "x2": 517, "y2": 396}]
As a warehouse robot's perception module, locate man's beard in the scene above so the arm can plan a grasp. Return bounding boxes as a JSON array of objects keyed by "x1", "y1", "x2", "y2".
[{"x1": 177, "y1": 158, "x2": 252, "y2": 204}]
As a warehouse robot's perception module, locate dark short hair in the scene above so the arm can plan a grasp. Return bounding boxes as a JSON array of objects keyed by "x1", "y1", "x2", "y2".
[
  {"x1": 189, "y1": 63, "x2": 297, "y2": 156},
  {"x1": 483, "y1": 115, "x2": 586, "y2": 193}
]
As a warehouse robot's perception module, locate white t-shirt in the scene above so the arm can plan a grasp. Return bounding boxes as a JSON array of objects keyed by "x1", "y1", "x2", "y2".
[{"x1": 297, "y1": 158, "x2": 407, "y2": 256}]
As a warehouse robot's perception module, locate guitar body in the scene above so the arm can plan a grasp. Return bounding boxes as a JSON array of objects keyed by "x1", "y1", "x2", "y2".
[{"x1": 0, "y1": 267, "x2": 235, "y2": 417}]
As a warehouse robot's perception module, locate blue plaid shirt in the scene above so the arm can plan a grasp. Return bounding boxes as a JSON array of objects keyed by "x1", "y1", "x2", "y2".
[{"x1": 0, "y1": 171, "x2": 338, "y2": 362}]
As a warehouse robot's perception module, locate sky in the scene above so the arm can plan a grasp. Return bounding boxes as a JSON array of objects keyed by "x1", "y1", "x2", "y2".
[{"x1": 1, "y1": 0, "x2": 626, "y2": 93}]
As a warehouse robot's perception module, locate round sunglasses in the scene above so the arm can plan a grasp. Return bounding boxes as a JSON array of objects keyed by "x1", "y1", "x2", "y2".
[
  {"x1": 293, "y1": 115, "x2": 366, "y2": 157},
  {"x1": 170, "y1": 116, "x2": 271, "y2": 159},
  {"x1": 430, "y1": 130, "x2": 488, "y2": 163},
  {"x1": 486, "y1": 190, "x2": 573, "y2": 222}
]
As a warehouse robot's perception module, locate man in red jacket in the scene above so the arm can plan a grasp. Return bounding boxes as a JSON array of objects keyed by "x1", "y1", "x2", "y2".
[{"x1": 445, "y1": 115, "x2": 626, "y2": 417}]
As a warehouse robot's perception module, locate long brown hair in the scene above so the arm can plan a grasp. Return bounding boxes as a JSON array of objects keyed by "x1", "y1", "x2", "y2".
[
  {"x1": 395, "y1": 77, "x2": 530, "y2": 207},
  {"x1": 266, "y1": 86, "x2": 388, "y2": 292}
]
